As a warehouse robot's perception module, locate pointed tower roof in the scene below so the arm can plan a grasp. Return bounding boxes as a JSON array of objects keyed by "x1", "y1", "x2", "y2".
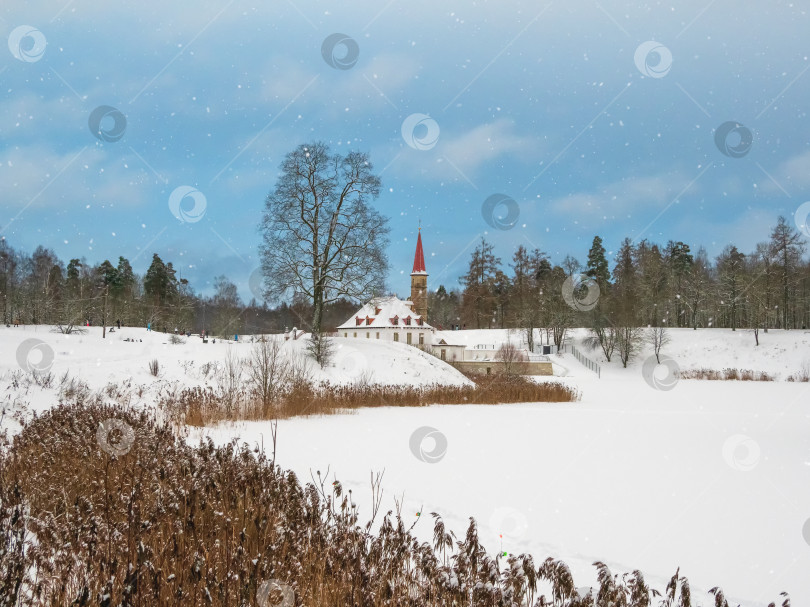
[{"x1": 412, "y1": 228, "x2": 426, "y2": 274}]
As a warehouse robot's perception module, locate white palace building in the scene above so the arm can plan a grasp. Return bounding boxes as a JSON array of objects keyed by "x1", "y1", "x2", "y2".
[
  {"x1": 336, "y1": 229, "x2": 552, "y2": 375},
  {"x1": 337, "y1": 228, "x2": 433, "y2": 348}
]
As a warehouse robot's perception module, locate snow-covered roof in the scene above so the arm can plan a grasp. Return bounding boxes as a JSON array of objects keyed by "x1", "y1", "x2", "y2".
[{"x1": 338, "y1": 296, "x2": 434, "y2": 330}]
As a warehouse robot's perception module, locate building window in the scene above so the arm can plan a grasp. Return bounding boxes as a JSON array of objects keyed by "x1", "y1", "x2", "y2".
[
  {"x1": 406, "y1": 333, "x2": 412, "y2": 345},
  {"x1": 440, "y1": 349, "x2": 446, "y2": 360},
  {"x1": 344, "y1": 332, "x2": 347, "y2": 337},
  {"x1": 419, "y1": 333, "x2": 424, "y2": 345},
  {"x1": 376, "y1": 332, "x2": 380, "y2": 339},
  {"x1": 353, "y1": 332, "x2": 357, "y2": 338},
  {"x1": 404, "y1": 316, "x2": 411, "y2": 325},
  {"x1": 486, "y1": 367, "x2": 491, "y2": 375},
  {"x1": 366, "y1": 332, "x2": 370, "y2": 338},
  {"x1": 394, "y1": 333, "x2": 399, "y2": 342}
]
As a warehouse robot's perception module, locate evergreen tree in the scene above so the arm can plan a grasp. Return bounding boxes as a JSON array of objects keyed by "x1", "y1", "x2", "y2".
[
  {"x1": 666, "y1": 241, "x2": 693, "y2": 327},
  {"x1": 585, "y1": 236, "x2": 610, "y2": 288},
  {"x1": 611, "y1": 239, "x2": 638, "y2": 325},
  {"x1": 144, "y1": 254, "x2": 178, "y2": 322}
]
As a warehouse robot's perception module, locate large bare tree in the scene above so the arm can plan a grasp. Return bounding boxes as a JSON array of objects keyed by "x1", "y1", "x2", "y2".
[{"x1": 259, "y1": 142, "x2": 389, "y2": 363}]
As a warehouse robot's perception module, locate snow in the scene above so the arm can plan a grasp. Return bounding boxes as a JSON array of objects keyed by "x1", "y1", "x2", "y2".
[
  {"x1": 2, "y1": 324, "x2": 809, "y2": 606},
  {"x1": 337, "y1": 295, "x2": 431, "y2": 330},
  {"x1": 0, "y1": 325, "x2": 472, "y2": 432}
]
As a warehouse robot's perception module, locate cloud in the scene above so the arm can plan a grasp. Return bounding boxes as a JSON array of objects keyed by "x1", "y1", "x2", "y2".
[
  {"x1": 391, "y1": 118, "x2": 539, "y2": 184},
  {"x1": 755, "y1": 150, "x2": 810, "y2": 198},
  {"x1": 545, "y1": 172, "x2": 689, "y2": 216}
]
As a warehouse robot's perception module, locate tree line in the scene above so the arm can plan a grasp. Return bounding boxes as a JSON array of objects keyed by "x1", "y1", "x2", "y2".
[
  {"x1": 428, "y1": 216, "x2": 809, "y2": 350},
  {"x1": 0, "y1": 240, "x2": 354, "y2": 336}
]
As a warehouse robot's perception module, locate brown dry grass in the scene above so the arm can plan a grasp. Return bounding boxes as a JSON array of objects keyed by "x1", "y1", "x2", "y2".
[
  {"x1": 168, "y1": 373, "x2": 579, "y2": 427},
  {"x1": 0, "y1": 401, "x2": 783, "y2": 607}
]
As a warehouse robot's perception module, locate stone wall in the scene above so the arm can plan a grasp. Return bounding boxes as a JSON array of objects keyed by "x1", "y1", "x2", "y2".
[{"x1": 453, "y1": 360, "x2": 553, "y2": 376}]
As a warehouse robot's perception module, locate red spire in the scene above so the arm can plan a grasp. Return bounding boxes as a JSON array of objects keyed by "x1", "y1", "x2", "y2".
[{"x1": 412, "y1": 229, "x2": 426, "y2": 273}]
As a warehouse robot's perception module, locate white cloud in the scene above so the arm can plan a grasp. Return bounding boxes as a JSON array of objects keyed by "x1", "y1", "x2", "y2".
[
  {"x1": 390, "y1": 118, "x2": 540, "y2": 184},
  {"x1": 545, "y1": 172, "x2": 689, "y2": 216}
]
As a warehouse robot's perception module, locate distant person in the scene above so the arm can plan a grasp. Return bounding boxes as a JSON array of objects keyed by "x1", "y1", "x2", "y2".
[
  {"x1": 116, "y1": 319, "x2": 121, "y2": 329},
  {"x1": 147, "y1": 322, "x2": 151, "y2": 331}
]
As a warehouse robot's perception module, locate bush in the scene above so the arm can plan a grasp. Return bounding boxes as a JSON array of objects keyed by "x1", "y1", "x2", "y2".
[
  {"x1": 148, "y1": 358, "x2": 160, "y2": 376},
  {"x1": 679, "y1": 368, "x2": 774, "y2": 382}
]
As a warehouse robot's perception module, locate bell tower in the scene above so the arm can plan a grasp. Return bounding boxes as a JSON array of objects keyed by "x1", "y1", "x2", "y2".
[{"x1": 410, "y1": 227, "x2": 428, "y2": 320}]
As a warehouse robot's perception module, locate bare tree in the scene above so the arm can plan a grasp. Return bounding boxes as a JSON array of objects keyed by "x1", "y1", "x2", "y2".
[
  {"x1": 246, "y1": 337, "x2": 289, "y2": 462},
  {"x1": 769, "y1": 216, "x2": 806, "y2": 329},
  {"x1": 646, "y1": 325, "x2": 670, "y2": 363},
  {"x1": 218, "y1": 349, "x2": 244, "y2": 417},
  {"x1": 587, "y1": 320, "x2": 617, "y2": 362},
  {"x1": 495, "y1": 342, "x2": 528, "y2": 376},
  {"x1": 260, "y1": 142, "x2": 390, "y2": 364},
  {"x1": 246, "y1": 338, "x2": 288, "y2": 414},
  {"x1": 616, "y1": 326, "x2": 643, "y2": 368}
]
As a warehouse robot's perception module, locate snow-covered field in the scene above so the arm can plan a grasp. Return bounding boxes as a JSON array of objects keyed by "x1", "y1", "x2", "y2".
[{"x1": 2, "y1": 325, "x2": 809, "y2": 605}]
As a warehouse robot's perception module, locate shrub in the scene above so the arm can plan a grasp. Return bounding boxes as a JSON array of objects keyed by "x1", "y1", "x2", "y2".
[
  {"x1": 679, "y1": 368, "x2": 774, "y2": 382},
  {"x1": 148, "y1": 358, "x2": 160, "y2": 376}
]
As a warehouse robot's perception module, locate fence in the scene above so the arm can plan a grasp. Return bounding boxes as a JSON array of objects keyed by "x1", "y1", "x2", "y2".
[{"x1": 562, "y1": 342, "x2": 601, "y2": 378}]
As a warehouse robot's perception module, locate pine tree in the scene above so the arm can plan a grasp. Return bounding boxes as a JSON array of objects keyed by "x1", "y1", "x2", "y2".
[
  {"x1": 585, "y1": 236, "x2": 610, "y2": 288},
  {"x1": 612, "y1": 238, "x2": 637, "y2": 325},
  {"x1": 144, "y1": 254, "x2": 178, "y2": 322},
  {"x1": 667, "y1": 241, "x2": 693, "y2": 327}
]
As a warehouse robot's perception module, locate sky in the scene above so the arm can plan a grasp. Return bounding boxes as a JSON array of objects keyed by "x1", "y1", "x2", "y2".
[{"x1": 1, "y1": 1, "x2": 809, "y2": 302}]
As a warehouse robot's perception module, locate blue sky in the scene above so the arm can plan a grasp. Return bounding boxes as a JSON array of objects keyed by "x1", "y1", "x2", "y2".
[{"x1": 1, "y1": 1, "x2": 809, "y2": 301}]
